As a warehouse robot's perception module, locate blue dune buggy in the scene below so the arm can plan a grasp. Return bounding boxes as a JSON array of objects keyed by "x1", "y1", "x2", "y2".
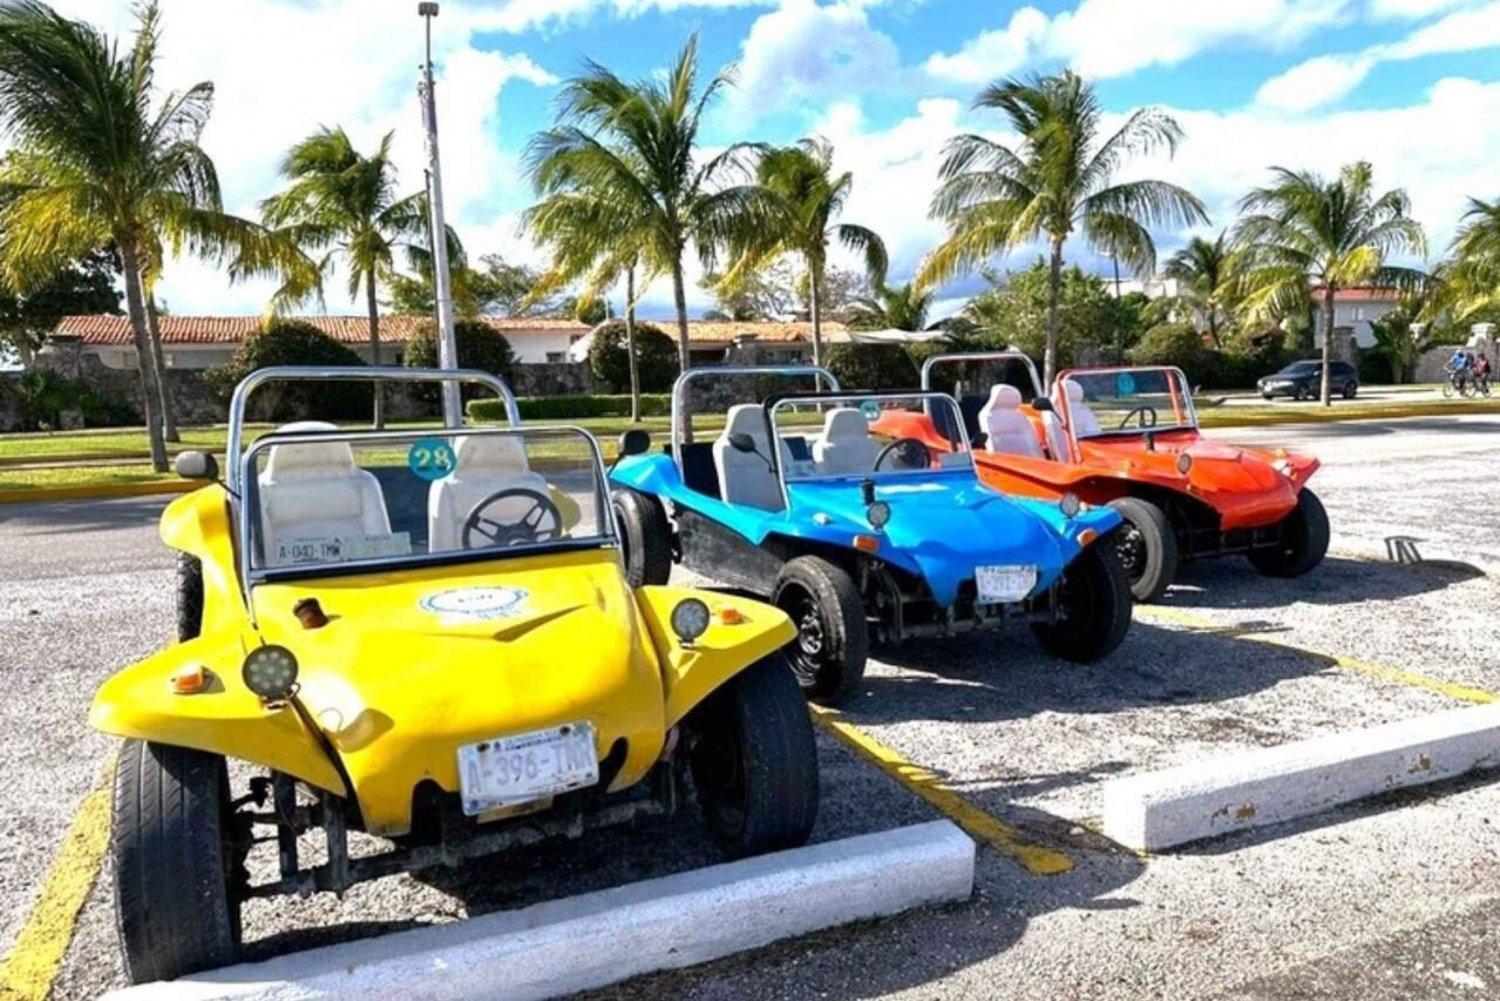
[{"x1": 609, "y1": 367, "x2": 1132, "y2": 705}]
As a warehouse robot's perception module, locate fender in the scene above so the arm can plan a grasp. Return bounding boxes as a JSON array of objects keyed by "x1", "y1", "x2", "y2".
[
  {"x1": 88, "y1": 629, "x2": 347, "y2": 796},
  {"x1": 159, "y1": 484, "x2": 247, "y2": 633},
  {"x1": 633, "y1": 585, "x2": 797, "y2": 727}
]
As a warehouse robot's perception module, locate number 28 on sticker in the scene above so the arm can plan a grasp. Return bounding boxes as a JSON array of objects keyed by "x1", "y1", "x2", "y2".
[{"x1": 408, "y1": 438, "x2": 456, "y2": 480}]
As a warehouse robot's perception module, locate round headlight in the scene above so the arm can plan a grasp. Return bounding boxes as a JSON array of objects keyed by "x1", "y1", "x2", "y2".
[
  {"x1": 243, "y1": 645, "x2": 299, "y2": 701},
  {"x1": 670, "y1": 598, "x2": 711, "y2": 645},
  {"x1": 1176, "y1": 452, "x2": 1193, "y2": 475},
  {"x1": 867, "y1": 500, "x2": 891, "y2": 530},
  {"x1": 1059, "y1": 492, "x2": 1082, "y2": 519}
]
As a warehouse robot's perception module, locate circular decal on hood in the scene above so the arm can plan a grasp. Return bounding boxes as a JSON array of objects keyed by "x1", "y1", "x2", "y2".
[{"x1": 419, "y1": 586, "x2": 530, "y2": 620}]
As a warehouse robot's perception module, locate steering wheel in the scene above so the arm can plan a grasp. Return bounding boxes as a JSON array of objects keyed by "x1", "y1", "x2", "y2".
[
  {"x1": 1116, "y1": 405, "x2": 1158, "y2": 431},
  {"x1": 461, "y1": 487, "x2": 563, "y2": 550},
  {"x1": 874, "y1": 437, "x2": 934, "y2": 471}
]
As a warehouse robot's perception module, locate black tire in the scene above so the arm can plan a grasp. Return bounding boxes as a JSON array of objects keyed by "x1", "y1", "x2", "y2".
[
  {"x1": 1107, "y1": 496, "x2": 1179, "y2": 603},
  {"x1": 1032, "y1": 541, "x2": 1133, "y2": 663},
  {"x1": 113, "y1": 740, "x2": 243, "y2": 984},
  {"x1": 772, "y1": 556, "x2": 868, "y2": 706},
  {"x1": 1248, "y1": 488, "x2": 1330, "y2": 578},
  {"x1": 687, "y1": 652, "x2": 819, "y2": 857},
  {"x1": 613, "y1": 489, "x2": 672, "y2": 587},
  {"x1": 1342, "y1": 381, "x2": 1358, "y2": 399},
  {"x1": 175, "y1": 552, "x2": 203, "y2": 642}
]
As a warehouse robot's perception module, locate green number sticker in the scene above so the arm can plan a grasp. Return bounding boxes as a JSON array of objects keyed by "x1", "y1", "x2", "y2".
[{"x1": 408, "y1": 438, "x2": 456, "y2": 480}]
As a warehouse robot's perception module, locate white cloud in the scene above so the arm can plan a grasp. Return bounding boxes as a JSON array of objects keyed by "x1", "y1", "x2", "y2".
[
  {"x1": 926, "y1": 0, "x2": 1354, "y2": 83},
  {"x1": 1256, "y1": 54, "x2": 1376, "y2": 110},
  {"x1": 40, "y1": 1, "x2": 560, "y2": 314},
  {"x1": 1366, "y1": 0, "x2": 1474, "y2": 18},
  {"x1": 1255, "y1": 1, "x2": 1500, "y2": 111},
  {"x1": 490, "y1": 0, "x2": 774, "y2": 34},
  {"x1": 729, "y1": 0, "x2": 906, "y2": 121}
]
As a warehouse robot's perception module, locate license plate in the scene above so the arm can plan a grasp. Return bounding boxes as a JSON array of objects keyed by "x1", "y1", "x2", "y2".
[
  {"x1": 975, "y1": 564, "x2": 1038, "y2": 604},
  {"x1": 456, "y1": 722, "x2": 599, "y2": 815}
]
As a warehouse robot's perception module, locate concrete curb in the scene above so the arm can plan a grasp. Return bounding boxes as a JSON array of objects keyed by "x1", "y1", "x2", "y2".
[
  {"x1": 1103, "y1": 702, "x2": 1500, "y2": 852},
  {"x1": 0, "y1": 479, "x2": 193, "y2": 504},
  {"x1": 104, "y1": 820, "x2": 975, "y2": 1001}
]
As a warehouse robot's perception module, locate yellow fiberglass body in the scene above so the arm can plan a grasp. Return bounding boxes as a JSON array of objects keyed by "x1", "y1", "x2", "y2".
[{"x1": 90, "y1": 485, "x2": 796, "y2": 836}]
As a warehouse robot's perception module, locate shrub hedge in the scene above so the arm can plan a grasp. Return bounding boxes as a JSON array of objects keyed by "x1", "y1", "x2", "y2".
[
  {"x1": 467, "y1": 392, "x2": 673, "y2": 423},
  {"x1": 204, "y1": 319, "x2": 372, "y2": 420},
  {"x1": 588, "y1": 320, "x2": 679, "y2": 393},
  {"x1": 404, "y1": 319, "x2": 519, "y2": 401}
]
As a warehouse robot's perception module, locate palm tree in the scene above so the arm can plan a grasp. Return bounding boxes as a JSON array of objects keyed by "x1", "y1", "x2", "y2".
[
  {"x1": 721, "y1": 137, "x2": 886, "y2": 366},
  {"x1": 522, "y1": 185, "x2": 661, "y2": 421},
  {"x1": 920, "y1": 69, "x2": 1206, "y2": 384},
  {"x1": 1437, "y1": 196, "x2": 1500, "y2": 320},
  {"x1": 1234, "y1": 162, "x2": 1427, "y2": 405},
  {"x1": 1160, "y1": 232, "x2": 1234, "y2": 347},
  {"x1": 261, "y1": 126, "x2": 431, "y2": 426},
  {"x1": 524, "y1": 35, "x2": 771, "y2": 372},
  {"x1": 0, "y1": 1, "x2": 302, "y2": 467},
  {"x1": 847, "y1": 282, "x2": 933, "y2": 332}
]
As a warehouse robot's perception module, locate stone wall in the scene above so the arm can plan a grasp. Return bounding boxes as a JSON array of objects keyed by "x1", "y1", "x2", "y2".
[{"x1": 0, "y1": 376, "x2": 21, "y2": 433}]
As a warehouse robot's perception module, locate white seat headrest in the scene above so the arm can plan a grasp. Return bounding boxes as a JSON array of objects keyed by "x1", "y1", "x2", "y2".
[
  {"x1": 264, "y1": 421, "x2": 355, "y2": 477},
  {"x1": 1062, "y1": 379, "x2": 1086, "y2": 404},
  {"x1": 822, "y1": 407, "x2": 870, "y2": 441},
  {"x1": 454, "y1": 435, "x2": 529, "y2": 475},
  {"x1": 724, "y1": 404, "x2": 768, "y2": 439},
  {"x1": 988, "y1": 384, "x2": 1023, "y2": 410}
]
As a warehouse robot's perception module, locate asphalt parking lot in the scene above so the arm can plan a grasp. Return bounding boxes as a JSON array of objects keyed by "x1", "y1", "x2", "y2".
[{"x1": 2, "y1": 413, "x2": 1499, "y2": 1001}]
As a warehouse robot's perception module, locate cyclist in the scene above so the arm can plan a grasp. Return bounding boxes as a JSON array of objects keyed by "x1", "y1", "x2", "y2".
[
  {"x1": 1475, "y1": 352, "x2": 1493, "y2": 395},
  {"x1": 1447, "y1": 348, "x2": 1472, "y2": 394}
]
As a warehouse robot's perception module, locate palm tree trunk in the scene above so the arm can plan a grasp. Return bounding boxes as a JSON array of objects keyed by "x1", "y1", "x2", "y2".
[
  {"x1": 1320, "y1": 285, "x2": 1335, "y2": 406},
  {"x1": 144, "y1": 292, "x2": 179, "y2": 442},
  {"x1": 119, "y1": 240, "x2": 168, "y2": 473},
  {"x1": 625, "y1": 265, "x2": 641, "y2": 424},
  {"x1": 809, "y1": 258, "x2": 823, "y2": 369},
  {"x1": 1044, "y1": 237, "x2": 1064, "y2": 386},
  {"x1": 671, "y1": 256, "x2": 691, "y2": 373},
  {"x1": 366, "y1": 273, "x2": 384, "y2": 428}
]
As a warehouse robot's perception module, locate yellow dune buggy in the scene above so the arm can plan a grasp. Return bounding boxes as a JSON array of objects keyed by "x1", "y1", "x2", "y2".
[{"x1": 90, "y1": 367, "x2": 819, "y2": 983}]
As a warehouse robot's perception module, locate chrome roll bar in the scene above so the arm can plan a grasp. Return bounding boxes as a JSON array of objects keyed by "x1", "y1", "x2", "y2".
[
  {"x1": 225, "y1": 366, "x2": 521, "y2": 497},
  {"x1": 920, "y1": 351, "x2": 1045, "y2": 398},
  {"x1": 668, "y1": 365, "x2": 839, "y2": 471}
]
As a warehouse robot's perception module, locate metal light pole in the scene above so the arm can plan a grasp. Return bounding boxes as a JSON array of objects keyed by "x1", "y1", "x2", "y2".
[{"x1": 418, "y1": 2, "x2": 462, "y2": 426}]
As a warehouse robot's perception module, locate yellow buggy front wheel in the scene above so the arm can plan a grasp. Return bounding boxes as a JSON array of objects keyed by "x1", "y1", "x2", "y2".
[{"x1": 112, "y1": 740, "x2": 246, "y2": 983}]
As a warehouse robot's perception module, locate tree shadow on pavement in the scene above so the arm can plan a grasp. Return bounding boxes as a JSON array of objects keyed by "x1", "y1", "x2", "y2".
[{"x1": 0, "y1": 495, "x2": 169, "y2": 535}]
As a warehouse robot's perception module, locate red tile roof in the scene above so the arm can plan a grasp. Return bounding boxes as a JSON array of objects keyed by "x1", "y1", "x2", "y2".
[
  {"x1": 1309, "y1": 286, "x2": 1403, "y2": 302},
  {"x1": 53, "y1": 314, "x2": 589, "y2": 347},
  {"x1": 53, "y1": 314, "x2": 840, "y2": 347}
]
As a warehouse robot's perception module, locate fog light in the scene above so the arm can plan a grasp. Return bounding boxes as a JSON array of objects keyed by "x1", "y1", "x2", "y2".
[
  {"x1": 867, "y1": 500, "x2": 891, "y2": 530},
  {"x1": 243, "y1": 645, "x2": 299, "y2": 701},
  {"x1": 1176, "y1": 452, "x2": 1193, "y2": 475},
  {"x1": 670, "y1": 598, "x2": 711, "y2": 645},
  {"x1": 1059, "y1": 492, "x2": 1082, "y2": 518}
]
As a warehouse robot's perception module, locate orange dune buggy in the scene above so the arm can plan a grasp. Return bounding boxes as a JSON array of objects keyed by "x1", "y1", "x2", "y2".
[{"x1": 875, "y1": 353, "x2": 1327, "y2": 602}]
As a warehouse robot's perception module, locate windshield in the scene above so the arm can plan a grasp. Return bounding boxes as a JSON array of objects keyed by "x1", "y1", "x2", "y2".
[
  {"x1": 242, "y1": 425, "x2": 611, "y2": 576},
  {"x1": 1057, "y1": 367, "x2": 1197, "y2": 440},
  {"x1": 1282, "y1": 362, "x2": 1319, "y2": 375},
  {"x1": 767, "y1": 392, "x2": 973, "y2": 481}
]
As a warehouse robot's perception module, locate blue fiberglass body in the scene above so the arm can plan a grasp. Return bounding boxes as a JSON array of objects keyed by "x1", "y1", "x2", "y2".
[{"x1": 610, "y1": 454, "x2": 1121, "y2": 607}]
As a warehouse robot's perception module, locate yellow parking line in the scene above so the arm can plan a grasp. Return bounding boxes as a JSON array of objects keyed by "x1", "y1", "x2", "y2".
[
  {"x1": 1136, "y1": 606, "x2": 1498, "y2": 705},
  {"x1": 0, "y1": 758, "x2": 113, "y2": 1001},
  {"x1": 811, "y1": 708, "x2": 1075, "y2": 876}
]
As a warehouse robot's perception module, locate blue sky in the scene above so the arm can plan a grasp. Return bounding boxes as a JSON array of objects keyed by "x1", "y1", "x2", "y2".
[{"x1": 56, "y1": 0, "x2": 1500, "y2": 319}]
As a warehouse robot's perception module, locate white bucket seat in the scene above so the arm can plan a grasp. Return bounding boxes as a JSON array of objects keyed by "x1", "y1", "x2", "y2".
[
  {"x1": 813, "y1": 407, "x2": 881, "y2": 475},
  {"x1": 257, "y1": 421, "x2": 391, "y2": 566},
  {"x1": 714, "y1": 404, "x2": 786, "y2": 511},
  {"x1": 429, "y1": 435, "x2": 551, "y2": 552},
  {"x1": 978, "y1": 384, "x2": 1044, "y2": 458}
]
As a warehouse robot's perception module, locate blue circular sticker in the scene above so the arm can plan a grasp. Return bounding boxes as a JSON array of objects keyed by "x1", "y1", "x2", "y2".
[
  {"x1": 419, "y1": 586, "x2": 530, "y2": 620},
  {"x1": 1115, "y1": 372, "x2": 1137, "y2": 396},
  {"x1": 407, "y1": 437, "x2": 456, "y2": 480},
  {"x1": 859, "y1": 399, "x2": 882, "y2": 421}
]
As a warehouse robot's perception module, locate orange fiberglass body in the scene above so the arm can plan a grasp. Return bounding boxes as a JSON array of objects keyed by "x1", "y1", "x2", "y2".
[{"x1": 875, "y1": 355, "x2": 1329, "y2": 601}]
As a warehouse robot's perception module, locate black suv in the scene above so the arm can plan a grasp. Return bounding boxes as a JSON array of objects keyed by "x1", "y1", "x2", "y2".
[{"x1": 1258, "y1": 360, "x2": 1359, "y2": 400}]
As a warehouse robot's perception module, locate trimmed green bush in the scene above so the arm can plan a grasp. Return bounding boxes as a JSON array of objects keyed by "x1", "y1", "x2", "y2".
[
  {"x1": 1129, "y1": 322, "x2": 1215, "y2": 387},
  {"x1": 404, "y1": 319, "x2": 519, "y2": 402},
  {"x1": 824, "y1": 342, "x2": 920, "y2": 391},
  {"x1": 203, "y1": 319, "x2": 371, "y2": 421},
  {"x1": 588, "y1": 320, "x2": 678, "y2": 393},
  {"x1": 12, "y1": 369, "x2": 137, "y2": 430},
  {"x1": 467, "y1": 393, "x2": 673, "y2": 423}
]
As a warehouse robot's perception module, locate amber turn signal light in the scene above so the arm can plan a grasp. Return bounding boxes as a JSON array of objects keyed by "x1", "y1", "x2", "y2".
[
  {"x1": 853, "y1": 534, "x2": 879, "y2": 552},
  {"x1": 1078, "y1": 528, "x2": 1099, "y2": 546},
  {"x1": 170, "y1": 664, "x2": 207, "y2": 694},
  {"x1": 717, "y1": 607, "x2": 746, "y2": 625}
]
